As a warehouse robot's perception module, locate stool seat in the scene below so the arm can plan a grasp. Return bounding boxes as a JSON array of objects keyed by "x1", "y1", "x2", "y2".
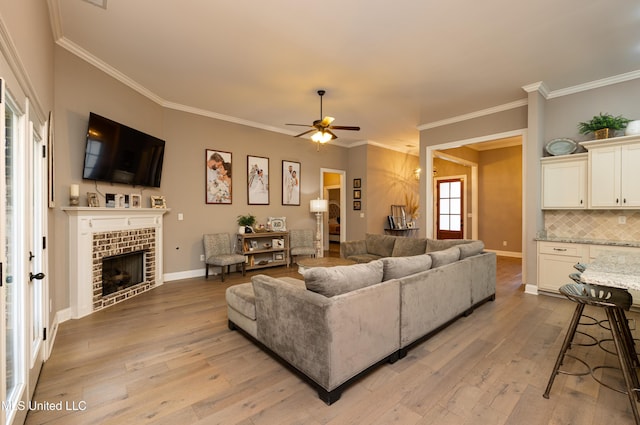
[{"x1": 545, "y1": 282, "x2": 640, "y2": 424}]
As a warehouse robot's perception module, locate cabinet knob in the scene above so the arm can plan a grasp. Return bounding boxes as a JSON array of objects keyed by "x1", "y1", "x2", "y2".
[
  {"x1": 616, "y1": 198, "x2": 620, "y2": 204},
  {"x1": 624, "y1": 198, "x2": 627, "y2": 204}
]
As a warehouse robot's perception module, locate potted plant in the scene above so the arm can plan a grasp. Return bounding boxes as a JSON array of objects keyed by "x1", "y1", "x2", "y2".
[
  {"x1": 578, "y1": 113, "x2": 631, "y2": 139},
  {"x1": 237, "y1": 213, "x2": 256, "y2": 234}
]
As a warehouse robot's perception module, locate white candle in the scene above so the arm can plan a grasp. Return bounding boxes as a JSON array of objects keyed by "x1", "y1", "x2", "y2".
[{"x1": 70, "y1": 184, "x2": 79, "y2": 197}]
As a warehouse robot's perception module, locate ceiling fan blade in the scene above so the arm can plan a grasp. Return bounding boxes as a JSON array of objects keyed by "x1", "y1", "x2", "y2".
[
  {"x1": 329, "y1": 125, "x2": 360, "y2": 131},
  {"x1": 326, "y1": 129, "x2": 338, "y2": 140},
  {"x1": 286, "y1": 123, "x2": 313, "y2": 127},
  {"x1": 294, "y1": 129, "x2": 315, "y2": 137},
  {"x1": 320, "y1": 116, "x2": 335, "y2": 127}
]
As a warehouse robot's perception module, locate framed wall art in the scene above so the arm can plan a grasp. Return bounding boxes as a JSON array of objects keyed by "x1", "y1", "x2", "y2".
[
  {"x1": 247, "y1": 155, "x2": 269, "y2": 205},
  {"x1": 282, "y1": 160, "x2": 300, "y2": 206},
  {"x1": 150, "y1": 195, "x2": 167, "y2": 209},
  {"x1": 354, "y1": 189, "x2": 361, "y2": 199},
  {"x1": 353, "y1": 200, "x2": 361, "y2": 210},
  {"x1": 130, "y1": 194, "x2": 142, "y2": 208},
  {"x1": 353, "y1": 178, "x2": 361, "y2": 189},
  {"x1": 206, "y1": 149, "x2": 232, "y2": 204},
  {"x1": 268, "y1": 216, "x2": 287, "y2": 231}
]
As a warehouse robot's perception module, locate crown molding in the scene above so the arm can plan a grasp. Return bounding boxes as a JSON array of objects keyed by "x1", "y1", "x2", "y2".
[
  {"x1": 521, "y1": 81, "x2": 549, "y2": 98},
  {"x1": 417, "y1": 98, "x2": 528, "y2": 131},
  {"x1": 547, "y1": 69, "x2": 640, "y2": 99}
]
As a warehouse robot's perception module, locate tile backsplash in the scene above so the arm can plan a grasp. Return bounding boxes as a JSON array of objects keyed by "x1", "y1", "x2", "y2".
[{"x1": 544, "y1": 210, "x2": 640, "y2": 241}]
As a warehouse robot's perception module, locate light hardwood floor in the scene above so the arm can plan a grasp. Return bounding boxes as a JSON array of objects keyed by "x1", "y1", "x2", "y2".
[{"x1": 25, "y1": 256, "x2": 639, "y2": 424}]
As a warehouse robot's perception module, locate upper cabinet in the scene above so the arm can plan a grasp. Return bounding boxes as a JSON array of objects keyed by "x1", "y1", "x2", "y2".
[
  {"x1": 541, "y1": 154, "x2": 587, "y2": 209},
  {"x1": 583, "y1": 135, "x2": 640, "y2": 209}
]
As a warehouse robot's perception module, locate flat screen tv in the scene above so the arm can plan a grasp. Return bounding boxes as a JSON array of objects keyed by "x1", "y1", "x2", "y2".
[{"x1": 82, "y1": 112, "x2": 165, "y2": 188}]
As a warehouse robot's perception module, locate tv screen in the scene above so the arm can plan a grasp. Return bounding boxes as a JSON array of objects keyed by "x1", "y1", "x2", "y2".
[{"x1": 82, "y1": 113, "x2": 165, "y2": 188}]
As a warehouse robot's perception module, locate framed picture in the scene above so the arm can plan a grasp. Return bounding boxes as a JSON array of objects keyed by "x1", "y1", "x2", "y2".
[
  {"x1": 130, "y1": 194, "x2": 142, "y2": 208},
  {"x1": 274, "y1": 252, "x2": 284, "y2": 261},
  {"x1": 105, "y1": 193, "x2": 116, "y2": 208},
  {"x1": 353, "y1": 178, "x2": 361, "y2": 189},
  {"x1": 115, "y1": 194, "x2": 125, "y2": 208},
  {"x1": 268, "y1": 216, "x2": 287, "y2": 231},
  {"x1": 87, "y1": 192, "x2": 100, "y2": 207},
  {"x1": 282, "y1": 160, "x2": 300, "y2": 206},
  {"x1": 354, "y1": 189, "x2": 361, "y2": 199},
  {"x1": 206, "y1": 149, "x2": 232, "y2": 204},
  {"x1": 354, "y1": 201, "x2": 361, "y2": 210},
  {"x1": 272, "y1": 238, "x2": 284, "y2": 248},
  {"x1": 247, "y1": 155, "x2": 269, "y2": 205},
  {"x1": 150, "y1": 195, "x2": 167, "y2": 209}
]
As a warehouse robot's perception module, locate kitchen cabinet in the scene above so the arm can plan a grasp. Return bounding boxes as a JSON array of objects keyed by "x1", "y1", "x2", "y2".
[
  {"x1": 540, "y1": 154, "x2": 587, "y2": 209},
  {"x1": 583, "y1": 136, "x2": 640, "y2": 209},
  {"x1": 537, "y1": 241, "x2": 587, "y2": 293}
]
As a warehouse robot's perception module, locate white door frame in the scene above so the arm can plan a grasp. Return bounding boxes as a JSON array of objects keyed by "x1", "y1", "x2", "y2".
[{"x1": 320, "y1": 168, "x2": 347, "y2": 250}]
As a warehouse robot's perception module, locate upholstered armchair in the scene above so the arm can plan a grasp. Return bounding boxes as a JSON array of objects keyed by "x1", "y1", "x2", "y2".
[
  {"x1": 289, "y1": 229, "x2": 316, "y2": 264},
  {"x1": 203, "y1": 233, "x2": 246, "y2": 282}
]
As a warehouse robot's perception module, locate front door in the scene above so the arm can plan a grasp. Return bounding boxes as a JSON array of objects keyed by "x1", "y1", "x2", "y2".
[{"x1": 436, "y1": 178, "x2": 464, "y2": 239}]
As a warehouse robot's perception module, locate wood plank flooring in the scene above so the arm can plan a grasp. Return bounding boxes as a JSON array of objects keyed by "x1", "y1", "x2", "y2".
[{"x1": 25, "y1": 256, "x2": 640, "y2": 424}]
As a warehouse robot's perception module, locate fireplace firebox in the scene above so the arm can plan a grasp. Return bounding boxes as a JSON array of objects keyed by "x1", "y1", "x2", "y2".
[{"x1": 102, "y1": 251, "x2": 146, "y2": 296}]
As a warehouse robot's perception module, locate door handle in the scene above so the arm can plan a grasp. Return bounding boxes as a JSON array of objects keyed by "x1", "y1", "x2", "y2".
[
  {"x1": 29, "y1": 272, "x2": 45, "y2": 281},
  {"x1": 29, "y1": 251, "x2": 35, "y2": 261}
]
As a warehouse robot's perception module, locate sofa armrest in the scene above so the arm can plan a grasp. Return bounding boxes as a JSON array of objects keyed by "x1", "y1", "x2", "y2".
[
  {"x1": 252, "y1": 274, "x2": 400, "y2": 391},
  {"x1": 340, "y1": 239, "x2": 367, "y2": 258}
]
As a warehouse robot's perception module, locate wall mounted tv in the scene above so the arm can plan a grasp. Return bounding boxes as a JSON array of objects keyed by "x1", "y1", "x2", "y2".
[{"x1": 82, "y1": 112, "x2": 165, "y2": 188}]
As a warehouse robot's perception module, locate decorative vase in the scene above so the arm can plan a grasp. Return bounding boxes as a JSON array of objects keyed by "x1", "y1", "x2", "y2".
[
  {"x1": 625, "y1": 120, "x2": 640, "y2": 136},
  {"x1": 594, "y1": 128, "x2": 611, "y2": 140},
  {"x1": 238, "y1": 226, "x2": 245, "y2": 234}
]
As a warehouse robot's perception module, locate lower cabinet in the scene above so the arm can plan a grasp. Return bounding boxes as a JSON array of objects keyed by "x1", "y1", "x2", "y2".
[
  {"x1": 537, "y1": 241, "x2": 640, "y2": 306},
  {"x1": 537, "y1": 242, "x2": 587, "y2": 293}
]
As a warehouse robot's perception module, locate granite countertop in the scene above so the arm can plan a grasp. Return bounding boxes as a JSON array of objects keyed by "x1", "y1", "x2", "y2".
[
  {"x1": 535, "y1": 237, "x2": 640, "y2": 248},
  {"x1": 580, "y1": 251, "x2": 640, "y2": 291}
]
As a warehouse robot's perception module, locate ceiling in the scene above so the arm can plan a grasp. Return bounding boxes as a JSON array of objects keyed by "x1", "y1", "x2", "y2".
[{"x1": 50, "y1": 1, "x2": 640, "y2": 153}]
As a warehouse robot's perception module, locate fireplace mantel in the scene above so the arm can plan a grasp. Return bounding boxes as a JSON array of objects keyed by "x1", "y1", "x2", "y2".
[{"x1": 63, "y1": 207, "x2": 169, "y2": 318}]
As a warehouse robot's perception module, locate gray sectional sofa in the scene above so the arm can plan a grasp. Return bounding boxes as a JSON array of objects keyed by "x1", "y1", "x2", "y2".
[{"x1": 225, "y1": 235, "x2": 496, "y2": 404}]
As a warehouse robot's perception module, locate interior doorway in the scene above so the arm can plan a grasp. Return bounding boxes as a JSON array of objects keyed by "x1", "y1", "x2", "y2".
[
  {"x1": 320, "y1": 168, "x2": 346, "y2": 256},
  {"x1": 436, "y1": 178, "x2": 464, "y2": 239}
]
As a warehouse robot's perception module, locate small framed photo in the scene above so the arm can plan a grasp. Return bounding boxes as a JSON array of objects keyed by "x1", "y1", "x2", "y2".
[
  {"x1": 150, "y1": 195, "x2": 167, "y2": 209},
  {"x1": 268, "y1": 216, "x2": 287, "y2": 231},
  {"x1": 105, "y1": 193, "x2": 116, "y2": 208},
  {"x1": 353, "y1": 200, "x2": 361, "y2": 210},
  {"x1": 353, "y1": 189, "x2": 361, "y2": 199},
  {"x1": 248, "y1": 155, "x2": 269, "y2": 205},
  {"x1": 353, "y1": 178, "x2": 361, "y2": 188},
  {"x1": 87, "y1": 192, "x2": 100, "y2": 207},
  {"x1": 272, "y1": 238, "x2": 285, "y2": 249},
  {"x1": 274, "y1": 252, "x2": 284, "y2": 261},
  {"x1": 282, "y1": 160, "x2": 300, "y2": 206},
  {"x1": 250, "y1": 240, "x2": 258, "y2": 251},
  {"x1": 130, "y1": 194, "x2": 142, "y2": 208},
  {"x1": 115, "y1": 194, "x2": 125, "y2": 208}
]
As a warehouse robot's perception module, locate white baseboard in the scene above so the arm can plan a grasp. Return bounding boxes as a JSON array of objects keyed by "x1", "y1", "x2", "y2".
[
  {"x1": 164, "y1": 268, "x2": 206, "y2": 282},
  {"x1": 46, "y1": 308, "x2": 72, "y2": 360},
  {"x1": 524, "y1": 284, "x2": 539, "y2": 296},
  {"x1": 485, "y1": 249, "x2": 522, "y2": 258}
]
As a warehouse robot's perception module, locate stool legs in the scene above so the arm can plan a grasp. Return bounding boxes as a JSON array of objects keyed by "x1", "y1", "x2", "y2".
[
  {"x1": 544, "y1": 302, "x2": 586, "y2": 399},
  {"x1": 606, "y1": 306, "x2": 640, "y2": 424}
]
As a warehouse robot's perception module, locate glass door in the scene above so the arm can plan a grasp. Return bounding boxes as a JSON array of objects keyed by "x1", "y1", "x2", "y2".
[
  {"x1": 436, "y1": 178, "x2": 464, "y2": 240},
  {"x1": 2, "y1": 79, "x2": 27, "y2": 425}
]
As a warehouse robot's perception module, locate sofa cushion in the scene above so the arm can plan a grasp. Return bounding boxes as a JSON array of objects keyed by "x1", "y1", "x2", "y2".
[
  {"x1": 225, "y1": 282, "x2": 257, "y2": 320},
  {"x1": 429, "y1": 246, "x2": 461, "y2": 268},
  {"x1": 304, "y1": 260, "x2": 384, "y2": 297},
  {"x1": 346, "y1": 253, "x2": 382, "y2": 264},
  {"x1": 426, "y1": 238, "x2": 473, "y2": 253},
  {"x1": 391, "y1": 238, "x2": 428, "y2": 257},
  {"x1": 382, "y1": 254, "x2": 432, "y2": 281},
  {"x1": 365, "y1": 234, "x2": 397, "y2": 258},
  {"x1": 459, "y1": 241, "x2": 485, "y2": 259}
]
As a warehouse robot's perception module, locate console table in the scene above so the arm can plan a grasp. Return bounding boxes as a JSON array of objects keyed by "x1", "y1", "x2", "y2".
[{"x1": 237, "y1": 231, "x2": 290, "y2": 270}]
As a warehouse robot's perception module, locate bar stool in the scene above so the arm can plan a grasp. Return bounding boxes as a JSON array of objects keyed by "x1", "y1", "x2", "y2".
[{"x1": 544, "y1": 282, "x2": 640, "y2": 424}]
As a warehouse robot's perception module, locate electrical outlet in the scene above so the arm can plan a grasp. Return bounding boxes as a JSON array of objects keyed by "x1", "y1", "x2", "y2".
[
  {"x1": 619, "y1": 216, "x2": 627, "y2": 224},
  {"x1": 503, "y1": 241, "x2": 507, "y2": 246},
  {"x1": 200, "y1": 254, "x2": 205, "y2": 261}
]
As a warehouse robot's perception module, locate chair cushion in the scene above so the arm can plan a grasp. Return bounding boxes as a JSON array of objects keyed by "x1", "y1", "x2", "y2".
[
  {"x1": 304, "y1": 260, "x2": 384, "y2": 297},
  {"x1": 291, "y1": 247, "x2": 316, "y2": 256},
  {"x1": 365, "y1": 234, "x2": 396, "y2": 257},
  {"x1": 429, "y1": 246, "x2": 461, "y2": 268},
  {"x1": 392, "y1": 238, "x2": 427, "y2": 257},
  {"x1": 207, "y1": 254, "x2": 245, "y2": 266},
  {"x1": 382, "y1": 254, "x2": 432, "y2": 281}
]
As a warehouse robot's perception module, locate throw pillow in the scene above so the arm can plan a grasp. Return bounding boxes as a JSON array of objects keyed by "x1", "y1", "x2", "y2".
[
  {"x1": 304, "y1": 260, "x2": 384, "y2": 297},
  {"x1": 392, "y1": 238, "x2": 428, "y2": 257},
  {"x1": 429, "y1": 246, "x2": 461, "y2": 268},
  {"x1": 458, "y1": 241, "x2": 484, "y2": 259},
  {"x1": 382, "y1": 254, "x2": 432, "y2": 281},
  {"x1": 365, "y1": 234, "x2": 397, "y2": 257}
]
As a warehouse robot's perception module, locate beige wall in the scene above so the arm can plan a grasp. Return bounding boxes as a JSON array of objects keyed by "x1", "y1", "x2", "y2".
[{"x1": 478, "y1": 145, "x2": 522, "y2": 252}]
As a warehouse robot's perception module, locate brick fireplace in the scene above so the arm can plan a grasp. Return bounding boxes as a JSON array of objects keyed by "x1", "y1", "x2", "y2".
[{"x1": 64, "y1": 207, "x2": 167, "y2": 318}]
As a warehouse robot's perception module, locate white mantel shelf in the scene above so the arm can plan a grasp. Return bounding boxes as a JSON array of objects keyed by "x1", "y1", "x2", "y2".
[{"x1": 63, "y1": 207, "x2": 169, "y2": 318}]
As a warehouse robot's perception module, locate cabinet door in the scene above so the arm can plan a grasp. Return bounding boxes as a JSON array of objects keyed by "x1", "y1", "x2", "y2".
[
  {"x1": 589, "y1": 145, "x2": 621, "y2": 208},
  {"x1": 538, "y1": 253, "x2": 582, "y2": 292},
  {"x1": 621, "y1": 143, "x2": 640, "y2": 207},
  {"x1": 541, "y1": 158, "x2": 586, "y2": 209}
]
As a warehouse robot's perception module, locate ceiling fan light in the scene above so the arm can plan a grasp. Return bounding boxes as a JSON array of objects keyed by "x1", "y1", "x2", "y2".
[{"x1": 311, "y1": 131, "x2": 332, "y2": 144}]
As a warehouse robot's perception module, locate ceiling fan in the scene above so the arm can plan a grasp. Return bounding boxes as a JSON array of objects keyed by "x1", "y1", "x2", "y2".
[{"x1": 286, "y1": 90, "x2": 360, "y2": 149}]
